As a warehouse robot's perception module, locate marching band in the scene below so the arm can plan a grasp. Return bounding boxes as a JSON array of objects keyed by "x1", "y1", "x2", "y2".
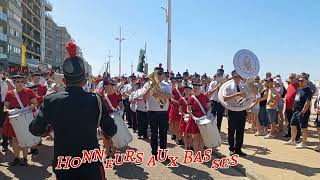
[{"x1": 0, "y1": 42, "x2": 319, "y2": 180}]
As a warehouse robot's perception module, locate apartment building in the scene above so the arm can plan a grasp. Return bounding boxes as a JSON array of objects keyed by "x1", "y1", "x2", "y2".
[
  {"x1": 53, "y1": 26, "x2": 71, "y2": 68},
  {"x1": 0, "y1": 0, "x2": 23, "y2": 69},
  {"x1": 44, "y1": 9, "x2": 55, "y2": 68}
]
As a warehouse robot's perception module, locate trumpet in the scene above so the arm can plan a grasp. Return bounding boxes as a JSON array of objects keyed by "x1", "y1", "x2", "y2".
[{"x1": 148, "y1": 71, "x2": 167, "y2": 107}]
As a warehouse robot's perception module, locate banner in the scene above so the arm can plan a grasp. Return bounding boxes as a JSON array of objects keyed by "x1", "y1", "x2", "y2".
[{"x1": 21, "y1": 44, "x2": 26, "y2": 67}]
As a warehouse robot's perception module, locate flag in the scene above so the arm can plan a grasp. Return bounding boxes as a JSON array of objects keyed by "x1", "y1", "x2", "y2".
[{"x1": 21, "y1": 44, "x2": 26, "y2": 67}]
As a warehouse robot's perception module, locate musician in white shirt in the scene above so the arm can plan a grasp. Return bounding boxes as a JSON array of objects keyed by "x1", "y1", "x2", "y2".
[
  {"x1": 139, "y1": 66, "x2": 172, "y2": 158},
  {"x1": 122, "y1": 74, "x2": 138, "y2": 130},
  {"x1": 131, "y1": 79, "x2": 149, "y2": 139},
  {"x1": 208, "y1": 68, "x2": 226, "y2": 131},
  {"x1": 223, "y1": 70, "x2": 247, "y2": 157}
]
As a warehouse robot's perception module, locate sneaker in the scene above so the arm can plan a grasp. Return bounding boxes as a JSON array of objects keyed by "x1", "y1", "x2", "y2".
[
  {"x1": 264, "y1": 133, "x2": 276, "y2": 139},
  {"x1": 9, "y1": 158, "x2": 20, "y2": 166},
  {"x1": 20, "y1": 158, "x2": 28, "y2": 166},
  {"x1": 314, "y1": 145, "x2": 320, "y2": 152},
  {"x1": 284, "y1": 140, "x2": 296, "y2": 145},
  {"x1": 295, "y1": 143, "x2": 306, "y2": 149}
]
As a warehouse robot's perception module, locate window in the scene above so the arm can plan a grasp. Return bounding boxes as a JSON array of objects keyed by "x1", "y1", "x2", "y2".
[
  {"x1": 13, "y1": 13, "x2": 21, "y2": 23},
  {"x1": 8, "y1": 44, "x2": 13, "y2": 52},
  {"x1": 10, "y1": 29, "x2": 15, "y2": 36},
  {"x1": 15, "y1": 31, "x2": 20, "y2": 38}
]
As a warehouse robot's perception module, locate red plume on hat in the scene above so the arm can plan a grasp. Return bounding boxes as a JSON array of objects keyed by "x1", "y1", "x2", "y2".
[{"x1": 65, "y1": 40, "x2": 77, "y2": 58}]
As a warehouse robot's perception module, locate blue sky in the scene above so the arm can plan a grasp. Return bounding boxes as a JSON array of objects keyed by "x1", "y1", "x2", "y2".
[{"x1": 51, "y1": 0, "x2": 320, "y2": 80}]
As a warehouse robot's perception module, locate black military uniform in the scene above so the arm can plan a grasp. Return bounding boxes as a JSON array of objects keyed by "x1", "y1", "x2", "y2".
[{"x1": 29, "y1": 41, "x2": 117, "y2": 180}]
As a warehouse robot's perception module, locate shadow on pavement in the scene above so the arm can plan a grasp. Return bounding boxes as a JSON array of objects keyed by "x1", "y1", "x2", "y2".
[
  {"x1": 204, "y1": 151, "x2": 246, "y2": 178},
  {"x1": 166, "y1": 162, "x2": 214, "y2": 180},
  {"x1": 7, "y1": 164, "x2": 52, "y2": 180},
  {"x1": 140, "y1": 138, "x2": 176, "y2": 148},
  {"x1": 110, "y1": 146, "x2": 150, "y2": 179},
  {"x1": 246, "y1": 155, "x2": 320, "y2": 177},
  {"x1": 31, "y1": 144, "x2": 53, "y2": 166},
  {"x1": 113, "y1": 162, "x2": 149, "y2": 180},
  {"x1": 242, "y1": 144, "x2": 271, "y2": 156}
]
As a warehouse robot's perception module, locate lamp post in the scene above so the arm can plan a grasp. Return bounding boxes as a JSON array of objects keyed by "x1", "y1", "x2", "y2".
[
  {"x1": 115, "y1": 27, "x2": 126, "y2": 77},
  {"x1": 106, "y1": 50, "x2": 112, "y2": 75},
  {"x1": 161, "y1": 0, "x2": 172, "y2": 72}
]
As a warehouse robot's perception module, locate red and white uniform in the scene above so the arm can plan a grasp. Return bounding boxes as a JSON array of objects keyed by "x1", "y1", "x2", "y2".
[
  {"x1": 37, "y1": 84, "x2": 47, "y2": 97},
  {"x1": 3, "y1": 88, "x2": 36, "y2": 137},
  {"x1": 186, "y1": 93, "x2": 209, "y2": 134},
  {"x1": 179, "y1": 97, "x2": 189, "y2": 133},
  {"x1": 169, "y1": 87, "x2": 184, "y2": 122},
  {"x1": 102, "y1": 92, "x2": 122, "y2": 114}
]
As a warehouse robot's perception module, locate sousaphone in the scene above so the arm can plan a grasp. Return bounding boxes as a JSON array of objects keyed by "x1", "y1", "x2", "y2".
[{"x1": 218, "y1": 49, "x2": 260, "y2": 112}]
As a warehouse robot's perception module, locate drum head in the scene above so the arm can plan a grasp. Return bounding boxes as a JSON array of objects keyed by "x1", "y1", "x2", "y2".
[
  {"x1": 197, "y1": 118, "x2": 212, "y2": 125},
  {"x1": 233, "y1": 49, "x2": 259, "y2": 78}
]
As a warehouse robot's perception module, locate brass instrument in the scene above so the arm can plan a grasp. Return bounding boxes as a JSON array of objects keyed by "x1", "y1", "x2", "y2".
[{"x1": 148, "y1": 71, "x2": 167, "y2": 107}]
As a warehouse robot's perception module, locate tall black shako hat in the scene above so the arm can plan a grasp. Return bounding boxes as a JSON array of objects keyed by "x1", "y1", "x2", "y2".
[{"x1": 63, "y1": 41, "x2": 85, "y2": 83}]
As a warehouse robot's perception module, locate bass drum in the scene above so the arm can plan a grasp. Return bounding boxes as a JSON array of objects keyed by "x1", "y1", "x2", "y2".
[
  {"x1": 196, "y1": 117, "x2": 221, "y2": 148},
  {"x1": 218, "y1": 80, "x2": 256, "y2": 112},
  {"x1": 110, "y1": 112, "x2": 133, "y2": 148},
  {"x1": 9, "y1": 109, "x2": 41, "y2": 148}
]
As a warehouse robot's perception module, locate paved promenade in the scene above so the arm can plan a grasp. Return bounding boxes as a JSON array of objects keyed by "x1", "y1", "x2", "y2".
[{"x1": 1, "y1": 112, "x2": 319, "y2": 180}]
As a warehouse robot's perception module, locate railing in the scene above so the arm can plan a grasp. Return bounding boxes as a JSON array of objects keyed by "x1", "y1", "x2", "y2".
[
  {"x1": 0, "y1": 32, "x2": 8, "y2": 42},
  {"x1": 0, "y1": 11, "x2": 8, "y2": 21},
  {"x1": 44, "y1": 0, "x2": 53, "y2": 11},
  {"x1": 0, "y1": 53, "x2": 8, "y2": 59}
]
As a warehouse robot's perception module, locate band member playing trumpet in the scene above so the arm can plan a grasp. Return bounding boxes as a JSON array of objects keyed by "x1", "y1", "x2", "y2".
[
  {"x1": 222, "y1": 70, "x2": 247, "y2": 157},
  {"x1": 139, "y1": 65, "x2": 172, "y2": 159}
]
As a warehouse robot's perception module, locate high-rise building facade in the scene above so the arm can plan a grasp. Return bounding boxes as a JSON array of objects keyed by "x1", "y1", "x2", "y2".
[
  {"x1": 0, "y1": 0, "x2": 23, "y2": 69},
  {"x1": 44, "y1": 13, "x2": 55, "y2": 67},
  {"x1": 53, "y1": 26, "x2": 71, "y2": 68},
  {"x1": 0, "y1": 0, "x2": 92, "y2": 74}
]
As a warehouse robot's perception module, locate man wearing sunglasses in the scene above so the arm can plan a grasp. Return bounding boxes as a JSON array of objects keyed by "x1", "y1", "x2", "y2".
[
  {"x1": 284, "y1": 74, "x2": 312, "y2": 149},
  {"x1": 284, "y1": 73, "x2": 301, "y2": 141},
  {"x1": 223, "y1": 70, "x2": 247, "y2": 156}
]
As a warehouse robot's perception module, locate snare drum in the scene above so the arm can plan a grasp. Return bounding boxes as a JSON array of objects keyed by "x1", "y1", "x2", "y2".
[
  {"x1": 196, "y1": 117, "x2": 221, "y2": 148},
  {"x1": 8, "y1": 108, "x2": 41, "y2": 148},
  {"x1": 110, "y1": 112, "x2": 132, "y2": 148}
]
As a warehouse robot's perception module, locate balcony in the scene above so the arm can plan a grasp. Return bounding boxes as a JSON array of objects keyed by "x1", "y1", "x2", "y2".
[
  {"x1": 0, "y1": 32, "x2": 7, "y2": 42},
  {"x1": 44, "y1": 0, "x2": 53, "y2": 11},
  {"x1": 0, "y1": 11, "x2": 7, "y2": 22},
  {"x1": 0, "y1": 53, "x2": 8, "y2": 59}
]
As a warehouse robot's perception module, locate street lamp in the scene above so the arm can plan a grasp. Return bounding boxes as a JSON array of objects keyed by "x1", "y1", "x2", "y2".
[
  {"x1": 161, "y1": 0, "x2": 172, "y2": 72},
  {"x1": 115, "y1": 27, "x2": 126, "y2": 77}
]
